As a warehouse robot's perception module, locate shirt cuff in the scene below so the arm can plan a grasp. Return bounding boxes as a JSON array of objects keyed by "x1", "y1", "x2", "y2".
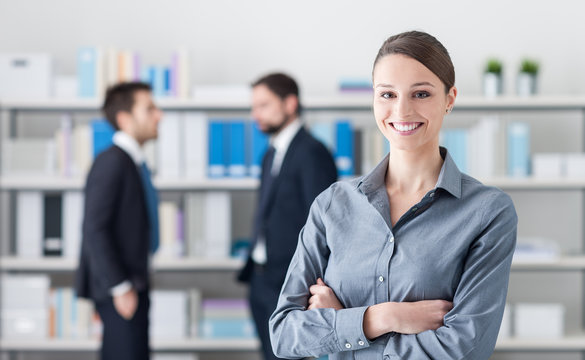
[
  {"x1": 110, "y1": 280, "x2": 132, "y2": 297},
  {"x1": 335, "y1": 306, "x2": 370, "y2": 351}
]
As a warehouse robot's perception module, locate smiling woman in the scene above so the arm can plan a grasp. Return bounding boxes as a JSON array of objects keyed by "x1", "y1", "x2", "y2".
[{"x1": 269, "y1": 31, "x2": 518, "y2": 360}]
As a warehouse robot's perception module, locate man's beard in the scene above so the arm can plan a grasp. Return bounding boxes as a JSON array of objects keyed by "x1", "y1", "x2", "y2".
[{"x1": 263, "y1": 114, "x2": 291, "y2": 135}]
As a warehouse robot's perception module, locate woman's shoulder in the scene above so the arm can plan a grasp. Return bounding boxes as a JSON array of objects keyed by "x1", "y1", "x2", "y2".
[{"x1": 460, "y1": 173, "x2": 515, "y2": 210}]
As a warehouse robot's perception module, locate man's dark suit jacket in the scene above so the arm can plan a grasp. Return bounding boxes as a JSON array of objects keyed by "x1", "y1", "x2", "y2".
[
  {"x1": 75, "y1": 145, "x2": 149, "y2": 302},
  {"x1": 239, "y1": 126, "x2": 338, "y2": 287}
]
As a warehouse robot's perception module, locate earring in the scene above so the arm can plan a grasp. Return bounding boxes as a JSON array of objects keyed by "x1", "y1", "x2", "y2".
[{"x1": 446, "y1": 107, "x2": 452, "y2": 114}]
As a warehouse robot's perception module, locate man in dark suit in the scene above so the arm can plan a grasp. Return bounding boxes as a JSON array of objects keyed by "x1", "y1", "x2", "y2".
[
  {"x1": 75, "y1": 82, "x2": 162, "y2": 360},
  {"x1": 238, "y1": 73, "x2": 337, "y2": 360}
]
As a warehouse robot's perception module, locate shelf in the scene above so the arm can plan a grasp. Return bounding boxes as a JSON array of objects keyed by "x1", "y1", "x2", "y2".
[
  {"x1": 0, "y1": 257, "x2": 245, "y2": 272},
  {"x1": 3, "y1": 95, "x2": 585, "y2": 112},
  {"x1": 2, "y1": 336, "x2": 584, "y2": 352},
  {"x1": 511, "y1": 256, "x2": 585, "y2": 271},
  {"x1": 495, "y1": 335, "x2": 585, "y2": 351},
  {"x1": 2, "y1": 256, "x2": 583, "y2": 272},
  {"x1": 0, "y1": 338, "x2": 260, "y2": 352},
  {"x1": 0, "y1": 176, "x2": 259, "y2": 191},
  {"x1": 4, "y1": 175, "x2": 585, "y2": 191},
  {"x1": 481, "y1": 177, "x2": 585, "y2": 190}
]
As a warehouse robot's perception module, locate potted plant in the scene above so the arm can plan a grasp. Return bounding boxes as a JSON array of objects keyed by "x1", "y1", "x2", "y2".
[
  {"x1": 483, "y1": 58, "x2": 503, "y2": 97},
  {"x1": 517, "y1": 58, "x2": 539, "y2": 96}
]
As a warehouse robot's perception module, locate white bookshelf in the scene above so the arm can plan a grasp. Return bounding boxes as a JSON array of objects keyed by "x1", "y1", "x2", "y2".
[
  {"x1": 2, "y1": 95, "x2": 585, "y2": 358},
  {"x1": 0, "y1": 338, "x2": 260, "y2": 352},
  {"x1": 0, "y1": 256, "x2": 244, "y2": 272}
]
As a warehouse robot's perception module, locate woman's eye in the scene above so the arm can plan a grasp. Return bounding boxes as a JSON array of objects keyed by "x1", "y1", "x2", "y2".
[
  {"x1": 414, "y1": 91, "x2": 430, "y2": 99},
  {"x1": 381, "y1": 92, "x2": 395, "y2": 99}
]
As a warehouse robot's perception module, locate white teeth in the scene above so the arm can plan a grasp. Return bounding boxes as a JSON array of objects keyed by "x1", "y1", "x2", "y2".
[{"x1": 393, "y1": 123, "x2": 419, "y2": 132}]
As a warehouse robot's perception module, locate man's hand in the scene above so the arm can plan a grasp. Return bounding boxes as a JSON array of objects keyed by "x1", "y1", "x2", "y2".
[
  {"x1": 113, "y1": 288, "x2": 138, "y2": 320},
  {"x1": 308, "y1": 278, "x2": 344, "y2": 310}
]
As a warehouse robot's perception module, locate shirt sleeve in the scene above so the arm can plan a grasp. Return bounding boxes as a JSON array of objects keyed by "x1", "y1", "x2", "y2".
[
  {"x1": 383, "y1": 191, "x2": 518, "y2": 360},
  {"x1": 269, "y1": 187, "x2": 372, "y2": 359}
]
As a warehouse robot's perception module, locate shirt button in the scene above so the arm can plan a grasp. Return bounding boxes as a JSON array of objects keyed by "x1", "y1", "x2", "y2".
[
  {"x1": 389, "y1": 236, "x2": 394, "y2": 243},
  {"x1": 345, "y1": 343, "x2": 351, "y2": 349},
  {"x1": 379, "y1": 276, "x2": 384, "y2": 282},
  {"x1": 358, "y1": 340, "x2": 365, "y2": 346}
]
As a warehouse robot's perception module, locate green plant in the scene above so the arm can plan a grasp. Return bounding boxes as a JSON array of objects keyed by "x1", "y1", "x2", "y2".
[
  {"x1": 485, "y1": 58, "x2": 503, "y2": 74},
  {"x1": 520, "y1": 59, "x2": 539, "y2": 75}
]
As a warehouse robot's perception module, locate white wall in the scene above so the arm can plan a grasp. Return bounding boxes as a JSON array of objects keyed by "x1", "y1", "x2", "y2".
[{"x1": 1, "y1": 0, "x2": 585, "y2": 97}]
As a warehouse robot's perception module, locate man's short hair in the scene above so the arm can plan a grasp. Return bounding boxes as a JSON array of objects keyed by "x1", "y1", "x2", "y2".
[
  {"x1": 102, "y1": 82, "x2": 152, "y2": 130},
  {"x1": 252, "y1": 73, "x2": 301, "y2": 115}
]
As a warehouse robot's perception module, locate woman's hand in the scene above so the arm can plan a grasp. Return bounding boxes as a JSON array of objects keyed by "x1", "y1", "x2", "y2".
[
  {"x1": 307, "y1": 278, "x2": 344, "y2": 310},
  {"x1": 363, "y1": 299, "x2": 453, "y2": 339}
]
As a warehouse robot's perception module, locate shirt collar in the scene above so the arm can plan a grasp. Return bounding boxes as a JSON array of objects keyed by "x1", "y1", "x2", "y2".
[
  {"x1": 271, "y1": 118, "x2": 302, "y2": 153},
  {"x1": 357, "y1": 147, "x2": 462, "y2": 199},
  {"x1": 112, "y1": 131, "x2": 145, "y2": 165}
]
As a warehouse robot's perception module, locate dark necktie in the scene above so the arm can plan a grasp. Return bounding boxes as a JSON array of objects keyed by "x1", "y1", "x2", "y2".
[
  {"x1": 139, "y1": 163, "x2": 159, "y2": 253},
  {"x1": 259, "y1": 145, "x2": 276, "y2": 209}
]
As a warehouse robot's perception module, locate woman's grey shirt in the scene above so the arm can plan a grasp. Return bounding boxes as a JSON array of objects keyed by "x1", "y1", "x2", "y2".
[{"x1": 269, "y1": 148, "x2": 518, "y2": 360}]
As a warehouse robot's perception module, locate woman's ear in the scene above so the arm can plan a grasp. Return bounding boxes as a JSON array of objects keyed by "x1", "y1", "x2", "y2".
[{"x1": 447, "y1": 86, "x2": 457, "y2": 111}]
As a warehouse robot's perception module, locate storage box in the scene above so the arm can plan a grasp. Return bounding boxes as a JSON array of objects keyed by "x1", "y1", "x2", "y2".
[
  {"x1": 514, "y1": 303, "x2": 565, "y2": 338},
  {"x1": 0, "y1": 53, "x2": 53, "y2": 98},
  {"x1": 565, "y1": 153, "x2": 585, "y2": 178},
  {"x1": 532, "y1": 153, "x2": 564, "y2": 178}
]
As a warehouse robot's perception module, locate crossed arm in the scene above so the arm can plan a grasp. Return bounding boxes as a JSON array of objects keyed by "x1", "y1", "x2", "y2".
[{"x1": 309, "y1": 278, "x2": 453, "y2": 339}]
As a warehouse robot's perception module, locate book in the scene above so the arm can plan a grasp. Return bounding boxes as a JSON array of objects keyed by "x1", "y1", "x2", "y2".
[
  {"x1": 335, "y1": 121, "x2": 354, "y2": 177},
  {"x1": 1, "y1": 274, "x2": 50, "y2": 339},
  {"x1": 184, "y1": 192, "x2": 207, "y2": 258},
  {"x1": 16, "y1": 191, "x2": 43, "y2": 258},
  {"x1": 183, "y1": 112, "x2": 208, "y2": 179},
  {"x1": 248, "y1": 122, "x2": 269, "y2": 178},
  {"x1": 157, "y1": 201, "x2": 180, "y2": 259},
  {"x1": 228, "y1": 121, "x2": 247, "y2": 177},
  {"x1": 43, "y1": 193, "x2": 63, "y2": 257},
  {"x1": 91, "y1": 119, "x2": 115, "y2": 158},
  {"x1": 204, "y1": 192, "x2": 231, "y2": 258},
  {"x1": 62, "y1": 191, "x2": 84, "y2": 259},
  {"x1": 77, "y1": 47, "x2": 98, "y2": 98},
  {"x1": 208, "y1": 120, "x2": 226, "y2": 178},
  {"x1": 157, "y1": 112, "x2": 182, "y2": 178},
  {"x1": 73, "y1": 123, "x2": 93, "y2": 176},
  {"x1": 1, "y1": 138, "x2": 57, "y2": 175},
  {"x1": 150, "y1": 290, "x2": 188, "y2": 339},
  {"x1": 441, "y1": 128, "x2": 467, "y2": 173},
  {"x1": 310, "y1": 121, "x2": 334, "y2": 151},
  {"x1": 507, "y1": 122, "x2": 530, "y2": 177},
  {"x1": 200, "y1": 298, "x2": 255, "y2": 338}
]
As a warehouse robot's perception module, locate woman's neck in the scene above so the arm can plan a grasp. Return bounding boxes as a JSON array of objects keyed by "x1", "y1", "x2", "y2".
[{"x1": 386, "y1": 144, "x2": 443, "y2": 194}]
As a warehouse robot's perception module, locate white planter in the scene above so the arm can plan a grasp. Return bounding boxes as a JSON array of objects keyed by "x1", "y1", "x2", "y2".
[
  {"x1": 483, "y1": 73, "x2": 502, "y2": 97},
  {"x1": 517, "y1": 73, "x2": 537, "y2": 96}
]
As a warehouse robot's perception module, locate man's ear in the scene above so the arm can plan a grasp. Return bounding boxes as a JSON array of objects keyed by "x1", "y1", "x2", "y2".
[
  {"x1": 283, "y1": 94, "x2": 299, "y2": 117},
  {"x1": 116, "y1": 111, "x2": 132, "y2": 132}
]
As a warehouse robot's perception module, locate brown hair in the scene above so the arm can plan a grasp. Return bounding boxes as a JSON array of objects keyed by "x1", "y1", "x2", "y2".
[
  {"x1": 373, "y1": 31, "x2": 455, "y2": 93},
  {"x1": 102, "y1": 82, "x2": 152, "y2": 130},
  {"x1": 252, "y1": 72, "x2": 302, "y2": 115}
]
